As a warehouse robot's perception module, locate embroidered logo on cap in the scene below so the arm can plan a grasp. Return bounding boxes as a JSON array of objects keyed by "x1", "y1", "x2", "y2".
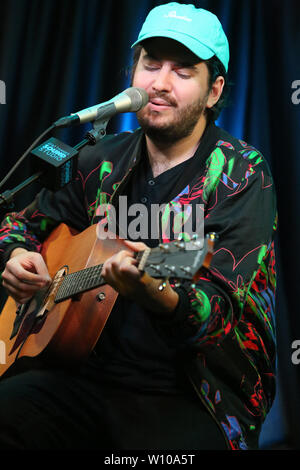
[{"x1": 163, "y1": 11, "x2": 192, "y2": 22}]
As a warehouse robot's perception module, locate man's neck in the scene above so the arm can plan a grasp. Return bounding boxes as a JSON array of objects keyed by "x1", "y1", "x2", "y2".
[{"x1": 145, "y1": 119, "x2": 207, "y2": 178}]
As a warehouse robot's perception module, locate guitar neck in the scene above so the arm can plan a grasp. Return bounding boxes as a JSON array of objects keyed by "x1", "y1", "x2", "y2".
[
  {"x1": 54, "y1": 234, "x2": 213, "y2": 304},
  {"x1": 54, "y1": 251, "x2": 145, "y2": 303},
  {"x1": 55, "y1": 264, "x2": 105, "y2": 303}
]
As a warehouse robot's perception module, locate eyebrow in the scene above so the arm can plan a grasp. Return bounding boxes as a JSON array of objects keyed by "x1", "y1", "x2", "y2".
[{"x1": 142, "y1": 52, "x2": 199, "y2": 70}]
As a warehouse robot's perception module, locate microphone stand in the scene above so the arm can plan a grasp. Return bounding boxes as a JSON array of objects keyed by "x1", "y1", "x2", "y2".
[
  {"x1": 0, "y1": 117, "x2": 109, "y2": 211},
  {"x1": 0, "y1": 172, "x2": 43, "y2": 210}
]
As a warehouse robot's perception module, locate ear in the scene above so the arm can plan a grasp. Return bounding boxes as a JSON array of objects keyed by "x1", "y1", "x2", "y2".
[{"x1": 206, "y1": 76, "x2": 225, "y2": 109}]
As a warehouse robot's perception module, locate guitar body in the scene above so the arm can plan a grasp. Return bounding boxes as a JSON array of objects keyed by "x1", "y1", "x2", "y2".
[
  {"x1": 0, "y1": 222, "x2": 214, "y2": 379},
  {"x1": 0, "y1": 224, "x2": 122, "y2": 378}
]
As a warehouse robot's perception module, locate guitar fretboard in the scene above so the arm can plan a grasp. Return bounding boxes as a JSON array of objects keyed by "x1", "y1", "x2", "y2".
[
  {"x1": 54, "y1": 250, "x2": 145, "y2": 303},
  {"x1": 55, "y1": 264, "x2": 105, "y2": 303}
]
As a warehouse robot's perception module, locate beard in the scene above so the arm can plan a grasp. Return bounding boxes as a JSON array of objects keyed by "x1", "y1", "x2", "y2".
[{"x1": 136, "y1": 93, "x2": 208, "y2": 144}]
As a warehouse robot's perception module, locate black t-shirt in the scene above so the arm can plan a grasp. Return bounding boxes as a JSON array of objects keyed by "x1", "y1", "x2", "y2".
[{"x1": 95, "y1": 153, "x2": 193, "y2": 393}]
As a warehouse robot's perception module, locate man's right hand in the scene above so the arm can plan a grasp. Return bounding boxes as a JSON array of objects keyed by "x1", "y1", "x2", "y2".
[{"x1": 2, "y1": 248, "x2": 51, "y2": 304}]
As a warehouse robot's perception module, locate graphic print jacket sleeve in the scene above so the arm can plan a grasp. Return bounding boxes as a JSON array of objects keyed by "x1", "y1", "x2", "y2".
[{"x1": 166, "y1": 139, "x2": 277, "y2": 352}]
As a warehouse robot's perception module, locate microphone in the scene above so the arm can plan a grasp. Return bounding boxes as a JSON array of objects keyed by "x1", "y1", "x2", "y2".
[{"x1": 54, "y1": 87, "x2": 149, "y2": 128}]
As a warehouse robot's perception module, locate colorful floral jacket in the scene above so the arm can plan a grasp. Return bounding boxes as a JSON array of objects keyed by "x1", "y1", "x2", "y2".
[{"x1": 0, "y1": 122, "x2": 277, "y2": 450}]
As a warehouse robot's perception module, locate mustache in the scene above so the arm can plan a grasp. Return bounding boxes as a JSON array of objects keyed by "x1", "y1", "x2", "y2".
[{"x1": 148, "y1": 92, "x2": 177, "y2": 107}]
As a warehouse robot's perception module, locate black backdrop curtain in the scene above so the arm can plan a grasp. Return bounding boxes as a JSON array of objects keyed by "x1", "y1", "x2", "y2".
[{"x1": 0, "y1": 0, "x2": 299, "y2": 450}]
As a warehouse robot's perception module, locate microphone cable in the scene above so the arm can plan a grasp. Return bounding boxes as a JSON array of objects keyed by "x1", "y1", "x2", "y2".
[{"x1": 0, "y1": 123, "x2": 56, "y2": 191}]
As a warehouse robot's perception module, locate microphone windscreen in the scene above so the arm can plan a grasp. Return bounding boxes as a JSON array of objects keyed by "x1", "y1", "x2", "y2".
[{"x1": 124, "y1": 87, "x2": 149, "y2": 111}]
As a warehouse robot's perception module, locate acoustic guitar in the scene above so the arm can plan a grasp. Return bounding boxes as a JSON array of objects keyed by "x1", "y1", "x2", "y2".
[{"x1": 0, "y1": 223, "x2": 215, "y2": 378}]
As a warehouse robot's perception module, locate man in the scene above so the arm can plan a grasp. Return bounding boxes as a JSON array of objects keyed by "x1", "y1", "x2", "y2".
[{"x1": 0, "y1": 3, "x2": 276, "y2": 450}]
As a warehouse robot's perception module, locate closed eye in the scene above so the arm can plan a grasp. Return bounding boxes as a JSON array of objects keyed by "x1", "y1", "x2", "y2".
[
  {"x1": 175, "y1": 70, "x2": 192, "y2": 79},
  {"x1": 144, "y1": 64, "x2": 160, "y2": 71}
]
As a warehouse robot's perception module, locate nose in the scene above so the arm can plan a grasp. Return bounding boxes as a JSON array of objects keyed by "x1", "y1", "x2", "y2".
[{"x1": 152, "y1": 65, "x2": 172, "y2": 93}]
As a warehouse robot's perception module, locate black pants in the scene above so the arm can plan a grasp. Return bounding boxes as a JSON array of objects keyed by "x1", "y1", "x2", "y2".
[{"x1": 0, "y1": 359, "x2": 227, "y2": 450}]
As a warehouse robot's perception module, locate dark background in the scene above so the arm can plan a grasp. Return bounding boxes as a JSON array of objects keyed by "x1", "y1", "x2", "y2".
[{"x1": 0, "y1": 0, "x2": 299, "y2": 450}]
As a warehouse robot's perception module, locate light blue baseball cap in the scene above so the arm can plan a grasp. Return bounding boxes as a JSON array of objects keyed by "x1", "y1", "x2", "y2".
[{"x1": 131, "y1": 3, "x2": 229, "y2": 72}]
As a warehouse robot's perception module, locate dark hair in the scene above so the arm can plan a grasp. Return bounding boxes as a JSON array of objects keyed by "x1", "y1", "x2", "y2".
[
  {"x1": 130, "y1": 43, "x2": 143, "y2": 81},
  {"x1": 204, "y1": 55, "x2": 231, "y2": 122},
  {"x1": 130, "y1": 43, "x2": 231, "y2": 122}
]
